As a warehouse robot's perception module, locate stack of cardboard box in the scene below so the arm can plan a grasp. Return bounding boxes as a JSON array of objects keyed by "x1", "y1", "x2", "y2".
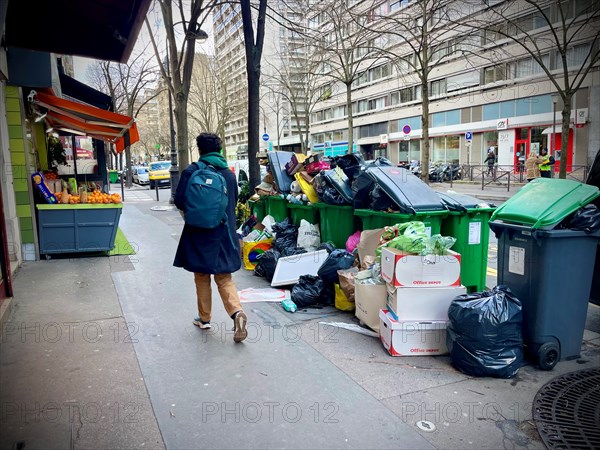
[{"x1": 378, "y1": 247, "x2": 466, "y2": 356}]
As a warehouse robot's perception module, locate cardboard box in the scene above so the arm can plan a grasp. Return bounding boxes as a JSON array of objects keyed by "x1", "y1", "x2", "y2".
[
  {"x1": 386, "y1": 284, "x2": 466, "y2": 321},
  {"x1": 381, "y1": 247, "x2": 461, "y2": 288},
  {"x1": 355, "y1": 281, "x2": 387, "y2": 332},
  {"x1": 379, "y1": 309, "x2": 448, "y2": 356}
]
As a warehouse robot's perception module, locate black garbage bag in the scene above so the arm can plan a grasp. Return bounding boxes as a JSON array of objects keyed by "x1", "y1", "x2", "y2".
[
  {"x1": 317, "y1": 249, "x2": 355, "y2": 284},
  {"x1": 370, "y1": 185, "x2": 395, "y2": 211},
  {"x1": 447, "y1": 285, "x2": 524, "y2": 379},
  {"x1": 322, "y1": 187, "x2": 349, "y2": 205},
  {"x1": 281, "y1": 247, "x2": 307, "y2": 257},
  {"x1": 272, "y1": 218, "x2": 299, "y2": 253},
  {"x1": 335, "y1": 153, "x2": 364, "y2": 182},
  {"x1": 562, "y1": 204, "x2": 600, "y2": 233},
  {"x1": 240, "y1": 215, "x2": 258, "y2": 237},
  {"x1": 254, "y1": 249, "x2": 281, "y2": 281},
  {"x1": 317, "y1": 242, "x2": 337, "y2": 253},
  {"x1": 291, "y1": 275, "x2": 325, "y2": 307},
  {"x1": 352, "y1": 172, "x2": 375, "y2": 209}
]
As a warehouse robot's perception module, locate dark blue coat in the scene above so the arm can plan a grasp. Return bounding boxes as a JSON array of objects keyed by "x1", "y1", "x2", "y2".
[{"x1": 173, "y1": 163, "x2": 241, "y2": 274}]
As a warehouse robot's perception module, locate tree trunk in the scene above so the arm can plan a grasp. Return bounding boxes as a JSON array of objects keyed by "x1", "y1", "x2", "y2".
[
  {"x1": 421, "y1": 78, "x2": 430, "y2": 184},
  {"x1": 247, "y1": 67, "x2": 261, "y2": 190},
  {"x1": 174, "y1": 99, "x2": 190, "y2": 171},
  {"x1": 559, "y1": 94, "x2": 572, "y2": 179},
  {"x1": 346, "y1": 83, "x2": 353, "y2": 154}
]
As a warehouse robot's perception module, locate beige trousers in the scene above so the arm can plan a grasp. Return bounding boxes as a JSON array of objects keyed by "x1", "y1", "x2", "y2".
[{"x1": 194, "y1": 273, "x2": 242, "y2": 322}]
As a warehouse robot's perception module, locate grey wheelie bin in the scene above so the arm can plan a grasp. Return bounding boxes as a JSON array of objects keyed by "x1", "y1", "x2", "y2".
[{"x1": 489, "y1": 178, "x2": 600, "y2": 370}]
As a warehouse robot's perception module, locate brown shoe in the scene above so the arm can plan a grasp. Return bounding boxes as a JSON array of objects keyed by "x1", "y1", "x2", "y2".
[{"x1": 233, "y1": 311, "x2": 248, "y2": 343}]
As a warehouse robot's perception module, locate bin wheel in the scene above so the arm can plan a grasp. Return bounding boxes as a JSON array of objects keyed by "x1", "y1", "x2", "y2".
[{"x1": 538, "y1": 343, "x2": 559, "y2": 370}]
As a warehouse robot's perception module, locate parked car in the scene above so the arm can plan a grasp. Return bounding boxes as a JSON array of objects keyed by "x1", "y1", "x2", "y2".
[
  {"x1": 148, "y1": 161, "x2": 171, "y2": 189},
  {"x1": 133, "y1": 166, "x2": 149, "y2": 185}
]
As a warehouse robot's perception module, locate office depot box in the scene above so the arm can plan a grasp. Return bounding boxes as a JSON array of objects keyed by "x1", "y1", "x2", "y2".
[
  {"x1": 379, "y1": 310, "x2": 448, "y2": 356},
  {"x1": 386, "y1": 284, "x2": 466, "y2": 321},
  {"x1": 355, "y1": 281, "x2": 387, "y2": 332},
  {"x1": 381, "y1": 247, "x2": 461, "y2": 288}
]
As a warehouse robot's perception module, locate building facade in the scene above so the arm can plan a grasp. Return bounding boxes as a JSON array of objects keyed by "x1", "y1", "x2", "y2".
[{"x1": 307, "y1": 0, "x2": 599, "y2": 171}]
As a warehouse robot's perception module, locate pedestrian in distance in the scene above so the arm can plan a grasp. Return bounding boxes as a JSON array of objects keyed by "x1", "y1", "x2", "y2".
[
  {"x1": 484, "y1": 149, "x2": 496, "y2": 177},
  {"x1": 525, "y1": 152, "x2": 543, "y2": 182},
  {"x1": 539, "y1": 148, "x2": 553, "y2": 178},
  {"x1": 173, "y1": 132, "x2": 248, "y2": 343}
]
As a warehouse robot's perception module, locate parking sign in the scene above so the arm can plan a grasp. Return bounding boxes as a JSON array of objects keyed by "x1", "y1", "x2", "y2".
[{"x1": 465, "y1": 131, "x2": 472, "y2": 141}]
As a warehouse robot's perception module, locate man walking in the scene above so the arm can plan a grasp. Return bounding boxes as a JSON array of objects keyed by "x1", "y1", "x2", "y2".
[{"x1": 173, "y1": 132, "x2": 248, "y2": 343}]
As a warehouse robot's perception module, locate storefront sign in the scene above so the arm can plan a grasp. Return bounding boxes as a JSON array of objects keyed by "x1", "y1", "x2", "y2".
[
  {"x1": 497, "y1": 118, "x2": 509, "y2": 130},
  {"x1": 380, "y1": 134, "x2": 388, "y2": 144}
]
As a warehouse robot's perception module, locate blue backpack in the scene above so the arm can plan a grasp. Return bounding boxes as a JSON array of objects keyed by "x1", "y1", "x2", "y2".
[{"x1": 184, "y1": 161, "x2": 229, "y2": 229}]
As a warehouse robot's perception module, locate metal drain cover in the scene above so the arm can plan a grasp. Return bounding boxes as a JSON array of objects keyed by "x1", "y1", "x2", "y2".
[{"x1": 533, "y1": 367, "x2": 600, "y2": 449}]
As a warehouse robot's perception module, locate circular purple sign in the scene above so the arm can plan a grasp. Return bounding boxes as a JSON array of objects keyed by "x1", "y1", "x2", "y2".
[{"x1": 402, "y1": 125, "x2": 411, "y2": 134}]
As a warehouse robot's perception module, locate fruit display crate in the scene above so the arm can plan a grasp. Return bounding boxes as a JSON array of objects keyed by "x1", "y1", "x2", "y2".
[{"x1": 36, "y1": 204, "x2": 123, "y2": 256}]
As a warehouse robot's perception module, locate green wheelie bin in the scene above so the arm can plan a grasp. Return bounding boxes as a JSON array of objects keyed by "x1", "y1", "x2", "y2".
[
  {"x1": 248, "y1": 197, "x2": 266, "y2": 222},
  {"x1": 288, "y1": 203, "x2": 319, "y2": 227},
  {"x1": 437, "y1": 192, "x2": 496, "y2": 293},
  {"x1": 313, "y1": 203, "x2": 356, "y2": 249},
  {"x1": 354, "y1": 209, "x2": 447, "y2": 236},
  {"x1": 489, "y1": 178, "x2": 600, "y2": 370},
  {"x1": 265, "y1": 195, "x2": 289, "y2": 223}
]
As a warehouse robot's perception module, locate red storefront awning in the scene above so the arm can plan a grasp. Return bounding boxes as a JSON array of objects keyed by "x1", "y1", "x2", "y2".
[{"x1": 30, "y1": 90, "x2": 139, "y2": 153}]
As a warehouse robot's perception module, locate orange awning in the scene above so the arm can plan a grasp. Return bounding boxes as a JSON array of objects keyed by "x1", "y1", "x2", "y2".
[{"x1": 30, "y1": 90, "x2": 139, "y2": 153}]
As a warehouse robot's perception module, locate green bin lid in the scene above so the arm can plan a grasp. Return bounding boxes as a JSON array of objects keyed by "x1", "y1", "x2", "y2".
[{"x1": 490, "y1": 178, "x2": 600, "y2": 229}]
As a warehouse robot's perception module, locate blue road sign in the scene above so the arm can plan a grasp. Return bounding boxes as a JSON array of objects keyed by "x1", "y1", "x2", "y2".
[
  {"x1": 465, "y1": 131, "x2": 473, "y2": 141},
  {"x1": 402, "y1": 125, "x2": 411, "y2": 134},
  {"x1": 262, "y1": 133, "x2": 269, "y2": 141}
]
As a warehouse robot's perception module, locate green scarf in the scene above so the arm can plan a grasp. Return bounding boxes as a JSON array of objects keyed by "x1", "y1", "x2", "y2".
[{"x1": 200, "y1": 152, "x2": 229, "y2": 169}]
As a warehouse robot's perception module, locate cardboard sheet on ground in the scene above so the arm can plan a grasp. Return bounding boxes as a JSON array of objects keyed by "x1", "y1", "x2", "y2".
[
  {"x1": 271, "y1": 249, "x2": 329, "y2": 287},
  {"x1": 238, "y1": 288, "x2": 291, "y2": 302},
  {"x1": 318, "y1": 321, "x2": 379, "y2": 338}
]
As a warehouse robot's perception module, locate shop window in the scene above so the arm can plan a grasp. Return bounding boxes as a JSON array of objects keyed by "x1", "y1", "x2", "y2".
[
  {"x1": 432, "y1": 112, "x2": 445, "y2": 128},
  {"x1": 500, "y1": 100, "x2": 515, "y2": 118},
  {"x1": 56, "y1": 136, "x2": 98, "y2": 176},
  {"x1": 531, "y1": 94, "x2": 552, "y2": 115},
  {"x1": 398, "y1": 116, "x2": 422, "y2": 131}
]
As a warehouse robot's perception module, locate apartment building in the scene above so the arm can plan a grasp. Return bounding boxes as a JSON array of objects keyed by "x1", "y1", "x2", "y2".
[
  {"x1": 213, "y1": 0, "x2": 309, "y2": 161},
  {"x1": 308, "y1": 0, "x2": 599, "y2": 170}
]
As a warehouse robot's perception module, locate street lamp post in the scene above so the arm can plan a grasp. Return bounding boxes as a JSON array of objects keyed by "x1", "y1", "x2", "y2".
[{"x1": 551, "y1": 93, "x2": 558, "y2": 176}]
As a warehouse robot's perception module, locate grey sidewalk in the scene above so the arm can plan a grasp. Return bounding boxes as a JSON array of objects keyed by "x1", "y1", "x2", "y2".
[{"x1": 1, "y1": 188, "x2": 599, "y2": 449}]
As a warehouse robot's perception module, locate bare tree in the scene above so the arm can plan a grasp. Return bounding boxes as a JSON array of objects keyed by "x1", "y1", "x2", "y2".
[
  {"x1": 263, "y1": 36, "x2": 324, "y2": 154},
  {"x1": 87, "y1": 49, "x2": 161, "y2": 186},
  {"x1": 300, "y1": 0, "x2": 385, "y2": 155},
  {"x1": 241, "y1": 0, "x2": 268, "y2": 189},
  {"x1": 145, "y1": 0, "x2": 213, "y2": 178},
  {"x1": 370, "y1": 0, "x2": 467, "y2": 182},
  {"x1": 188, "y1": 54, "x2": 235, "y2": 156},
  {"x1": 462, "y1": 0, "x2": 600, "y2": 178}
]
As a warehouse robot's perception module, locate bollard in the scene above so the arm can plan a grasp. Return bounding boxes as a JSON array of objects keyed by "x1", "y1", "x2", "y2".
[
  {"x1": 155, "y1": 183, "x2": 159, "y2": 201},
  {"x1": 120, "y1": 175, "x2": 125, "y2": 202}
]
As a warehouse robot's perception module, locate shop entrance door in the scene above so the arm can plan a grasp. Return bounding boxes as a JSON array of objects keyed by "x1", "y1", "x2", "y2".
[
  {"x1": 0, "y1": 181, "x2": 13, "y2": 299},
  {"x1": 514, "y1": 140, "x2": 528, "y2": 173}
]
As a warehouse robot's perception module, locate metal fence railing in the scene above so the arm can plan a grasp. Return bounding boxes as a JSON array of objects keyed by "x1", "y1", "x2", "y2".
[{"x1": 448, "y1": 164, "x2": 591, "y2": 191}]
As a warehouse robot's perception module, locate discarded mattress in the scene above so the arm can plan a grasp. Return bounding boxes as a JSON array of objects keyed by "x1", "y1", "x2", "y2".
[{"x1": 365, "y1": 166, "x2": 445, "y2": 214}]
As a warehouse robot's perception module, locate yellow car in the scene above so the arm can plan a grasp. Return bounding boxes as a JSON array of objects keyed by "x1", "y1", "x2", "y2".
[{"x1": 148, "y1": 161, "x2": 171, "y2": 189}]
